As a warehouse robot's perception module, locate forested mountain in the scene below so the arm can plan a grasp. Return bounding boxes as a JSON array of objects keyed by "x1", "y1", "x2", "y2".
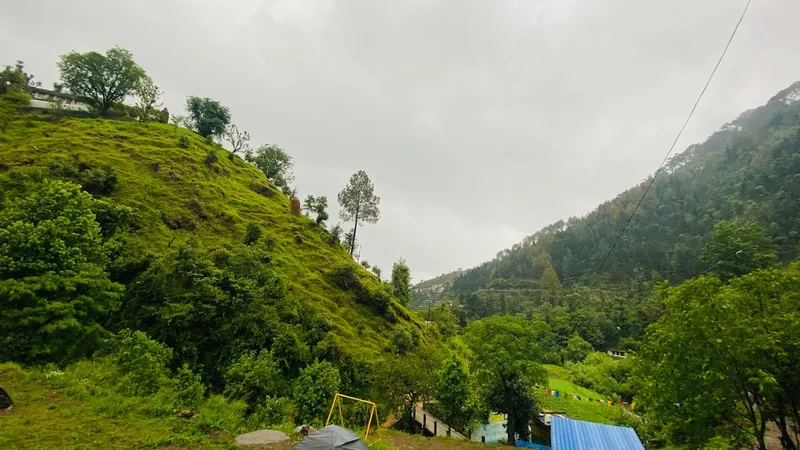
[{"x1": 453, "y1": 81, "x2": 800, "y2": 295}]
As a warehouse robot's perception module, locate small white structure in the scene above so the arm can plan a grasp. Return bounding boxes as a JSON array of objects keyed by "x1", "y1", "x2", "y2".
[
  {"x1": 607, "y1": 349, "x2": 627, "y2": 359},
  {"x1": 28, "y1": 87, "x2": 90, "y2": 112}
]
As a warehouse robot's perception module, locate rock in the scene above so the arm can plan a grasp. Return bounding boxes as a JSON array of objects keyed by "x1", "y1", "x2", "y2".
[
  {"x1": 294, "y1": 425, "x2": 316, "y2": 436},
  {"x1": 235, "y1": 429, "x2": 292, "y2": 449},
  {"x1": 0, "y1": 386, "x2": 13, "y2": 409}
]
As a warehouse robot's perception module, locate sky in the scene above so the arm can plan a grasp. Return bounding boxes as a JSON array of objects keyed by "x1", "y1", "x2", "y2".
[{"x1": 2, "y1": 0, "x2": 799, "y2": 283}]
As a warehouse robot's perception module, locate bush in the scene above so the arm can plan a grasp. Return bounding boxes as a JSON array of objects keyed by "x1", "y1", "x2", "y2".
[
  {"x1": 204, "y1": 149, "x2": 219, "y2": 165},
  {"x1": 293, "y1": 360, "x2": 341, "y2": 425},
  {"x1": 330, "y1": 263, "x2": 361, "y2": 291},
  {"x1": 224, "y1": 351, "x2": 285, "y2": 406},
  {"x1": 192, "y1": 394, "x2": 247, "y2": 434},
  {"x1": 91, "y1": 199, "x2": 135, "y2": 237},
  {"x1": 81, "y1": 165, "x2": 118, "y2": 196},
  {"x1": 249, "y1": 397, "x2": 296, "y2": 428},
  {"x1": 244, "y1": 222, "x2": 262, "y2": 245},
  {"x1": 390, "y1": 327, "x2": 420, "y2": 355},
  {"x1": 108, "y1": 329, "x2": 173, "y2": 396},
  {"x1": 178, "y1": 135, "x2": 190, "y2": 148}
]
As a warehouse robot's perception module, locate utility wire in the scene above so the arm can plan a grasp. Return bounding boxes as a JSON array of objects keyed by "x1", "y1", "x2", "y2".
[
  {"x1": 592, "y1": 0, "x2": 753, "y2": 280},
  {"x1": 508, "y1": 0, "x2": 583, "y2": 83},
  {"x1": 486, "y1": 0, "x2": 559, "y2": 90}
]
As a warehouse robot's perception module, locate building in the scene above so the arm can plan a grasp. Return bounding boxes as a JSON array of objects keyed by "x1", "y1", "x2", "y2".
[
  {"x1": 28, "y1": 86, "x2": 90, "y2": 112},
  {"x1": 606, "y1": 349, "x2": 627, "y2": 359}
]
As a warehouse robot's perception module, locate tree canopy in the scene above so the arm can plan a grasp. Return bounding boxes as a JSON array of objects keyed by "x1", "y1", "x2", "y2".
[
  {"x1": 338, "y1": 170, "x2": 380, "y2": 257},
  {"x1": 57, "y1": 47, "x2": 146, "y2": 114},
  {"x1": 185, "y1": 96, "x2": 231, "y2": 138}
]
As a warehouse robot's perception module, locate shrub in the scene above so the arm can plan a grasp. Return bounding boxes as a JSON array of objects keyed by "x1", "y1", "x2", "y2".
[
  {"x1": 108, "y1": 329, "x2": 173, "y2": 396},
  {"x1": 204, "y1": 149, "x2": 219, "y2": 165},
  {"x1": 390, "y1": 327, "x2": 420, "y2": 355},
  {"x1": 81, "y1": 165, "x2": 118, "y2": 195},
  {"x1": 178, "y1": 135, "x2": 190, "y2": 148},
  {"x1": 192, "y1": 394, "x2": 247, "y2": 434},
  {"x1": 330, "y1": 263, "x2": 361, "y2": 291},
  {"x1": 244, "y1": 222, "x2": 262, "y2": 245},
  {"x1": 91, "y1": 199, "x2": 135, "y2": 237},
  {"x1": 293, "y1": 360, "x2": 341, "y2": 425},
  {"x1": 224, "y1": 351, "x2": 285, "y2": 406},
  {"x1": 249, "y1": 397, "x2": 296, "y2": 428}
]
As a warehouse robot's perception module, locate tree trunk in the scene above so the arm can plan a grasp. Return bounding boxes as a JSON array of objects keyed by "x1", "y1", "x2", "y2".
[
  {"x1": 506, "y1": 393, "x2": 515, "y2": 446},
  {"x1": 349, "y1": 207, "x2": 359, "y2": 257}
]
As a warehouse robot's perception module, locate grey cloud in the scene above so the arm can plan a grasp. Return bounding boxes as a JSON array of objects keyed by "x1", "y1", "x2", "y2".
[{"x1": 1, "y1": 0, "x2": 798, "y2": 282}]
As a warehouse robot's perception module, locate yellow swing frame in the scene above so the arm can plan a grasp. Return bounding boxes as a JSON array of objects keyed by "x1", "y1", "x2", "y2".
[{"x1": 325, "y1": 392, "x2": 382, "y2": 445}]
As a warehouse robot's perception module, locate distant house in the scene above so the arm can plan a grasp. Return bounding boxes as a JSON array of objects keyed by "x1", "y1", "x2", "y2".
[
  {"x1": 28, "y1": 86, "x2": 90, "y2": 112},
  {"x1": 607, "y1": 349, "x2": 627, "y2": 359}
]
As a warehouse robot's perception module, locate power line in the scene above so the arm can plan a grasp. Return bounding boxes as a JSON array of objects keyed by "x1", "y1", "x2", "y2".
[
  {"x1": 486, "y1": 0, "x2": 560, "y2": 90},
  {"x1": 508, "y1": 0, "x2": 583, "y2": 83},
  {"x1": 592, "y1": 0, "x2": 753, "y2": 280}
]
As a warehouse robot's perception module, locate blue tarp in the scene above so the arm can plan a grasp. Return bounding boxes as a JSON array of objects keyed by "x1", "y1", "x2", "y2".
[
  {"x1": 515, "y1": 440, "x2": 551, "y2": 450},
  {"x1": 550, "y1": 416, "x2": 644, "y2": 450}
]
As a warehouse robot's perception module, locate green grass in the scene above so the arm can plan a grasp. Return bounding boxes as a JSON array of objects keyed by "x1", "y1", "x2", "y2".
[
  {"x1": 540, "y1": 365, "x2": 637, "y2": 427},
  {"x1": 0, "y1": 363, "x2": 234, "y2": 449},
  {"x1": 0, "y1": 114, "x2": 424, "y2": 357}
]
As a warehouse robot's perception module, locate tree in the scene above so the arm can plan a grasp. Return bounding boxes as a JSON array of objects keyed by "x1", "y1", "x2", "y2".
[
  {"x1": 636, "y1": 269, "x2": 800, "y2": 450},
  {"x1": 392, "y1": 259, "x2": 412, "y2": 306},
  {"x1": 540, "y1": 265, "x2": 562, "y2": 304},
  {"x1": 0, "y1": 180, "x2": 123, "y2": 363},
  {"x1": 133, "y1": 77, "x2": 162, "y2": 122},
  {"x1": 436, "y1": 357, "x2": 474, "y2": 433},
  {"x1": 185, "y1": 96, "x2": 231, "y2": 138},
  {"x1": 225, "y1": 351, "x2": 285, "y2": 406},
  {"x1": 563, "y1": 332, "x2": 593, "y2": 363},
  {"x1": 337, "y1": 171, "x2": 380, "y2": 257},
  {"x1": 224, "y1": 123, "x2": 250, "y2": 154},
  {"x1": 371, "y1": 266, "x2": 382, "y2": 280},
  {"x1": 246, "y1": 144, "x2": 294, "y2": 190},
  {"x1": 1, "y1": 60, "x2": 38, "y2": 94},
  {"x1": 303, "y1": 195, "x2": 329, "y2": 226},
  {"x1": 170, "y1": 114, "x2": 186, "y2": 133},
  {"x1": 244, "y1": 222, "x2": 262, "y2": 245},
  {"x1": 57, "y1": 47, "x2": 146, "y2": 114},
  {"x1": 464, "y1": 316, "x2": 547, "y2": 445},
  {"x1": 701, "y1": 221, "x2": 776, "y2": 282},
  {"x1": 293, "y1": 360, "x2": 341, "y2": 425},
  {"x1": 377, "y1": 349, "x2": 438, "y2": 432}
]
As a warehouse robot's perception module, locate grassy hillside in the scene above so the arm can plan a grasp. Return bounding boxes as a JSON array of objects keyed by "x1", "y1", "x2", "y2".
[{"x1": 0, "y1": 113, "x2": 421, "y2": 357}]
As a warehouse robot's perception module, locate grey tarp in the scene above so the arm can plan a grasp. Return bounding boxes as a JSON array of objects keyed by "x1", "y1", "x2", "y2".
[{"x1": 293, "y1": 425, "x2": 369, "y2": 450}]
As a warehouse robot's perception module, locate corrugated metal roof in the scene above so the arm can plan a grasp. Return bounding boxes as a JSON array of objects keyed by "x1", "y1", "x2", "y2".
[{"x1": 550, "y1": 416, "x2": 644, "y2": 450}]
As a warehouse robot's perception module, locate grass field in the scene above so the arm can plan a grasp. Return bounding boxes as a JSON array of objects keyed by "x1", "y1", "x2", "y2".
[{"x1": 540, "y1": 364, "x2": 637, "y2": 427}]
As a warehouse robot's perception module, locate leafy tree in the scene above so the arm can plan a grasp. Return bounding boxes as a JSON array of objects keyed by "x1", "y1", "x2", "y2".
[
  {"x1": 389, "y1": 327, "x2": 419, "y2": 355},
  {"x1": 563, "y1": 332, "x2": 593, "y2": 363},
  {"x1": 246, "y1": 144, "x2": 294, "y2": 190},
  {"x1": 293, "y1": 360, "x2": 341, "y2": 425},
  {"x1": 133, "y1": 77, "x2": 162, "y2": 122},
  {"x1": 377, "y1": 349, "x2": 438, "y2": 432},
  {"x1": 391, "y1": 259, "x2": 412, "y2": 306},
  {"x1": 0, "y1": 180, "x2": 123, "y2": 363},
  {"x1": 224, "y1": 123, "x2": 250, "y2": 154},
  {"x1": 57, "y1": 47, "x2": 146, "y2": 114},
  {"x1": 185, "y1": 96, "x2": 231, "y2": 138},
  {"x1": 224, "y1": 351, "x2": 285, "y2": 406},
  {"x1": 343, "y1": 228, "x2": 358, "y2": 255},
  {"x1": 328, "y1": 224, "x2": 343, "y2": 244},
  {"x1": 436, "y1": 357, "x2": 473, "y2": 433},
  {"x1": 371, "y1": 266, "x2": 382, "y2": 280},
  {"x1": 700, "y1": 221, "x2": 776, "y2": 282},
  {"x1": 540, "y1": 265, "x2": 562, "y2": 304},
  {"x1": 636, "y1": 268, "x2": 800, "y2": 450},
  {"x1": 0, "y1": 60, "x2": 38, "y2": 94},
  {"x1": 464, "y1": 316, "x2": 547, "y2": 444},
  {"x1": 303, "y1": 195, "x2": 329, "y2": 226},
  {"x1": 337, "y1": 171, "x2": 380, "y2": 257}
]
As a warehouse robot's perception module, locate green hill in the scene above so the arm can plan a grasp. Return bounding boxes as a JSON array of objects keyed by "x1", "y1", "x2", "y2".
[{"x1": 0, "y1": 113, "x2": 422, "y2": 362}]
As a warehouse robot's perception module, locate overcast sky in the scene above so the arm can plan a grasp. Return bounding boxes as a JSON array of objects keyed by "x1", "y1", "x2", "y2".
[{"x1": 2, "y1": 0, "x2": 798, "y2": 282}]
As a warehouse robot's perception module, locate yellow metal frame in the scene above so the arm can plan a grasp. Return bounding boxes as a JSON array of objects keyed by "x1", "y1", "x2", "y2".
[{"x1": 325, "y1": 392, "x2": 382, "y2": 445}]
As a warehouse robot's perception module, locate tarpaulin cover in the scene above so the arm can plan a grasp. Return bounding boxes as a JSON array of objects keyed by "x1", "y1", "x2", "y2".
[
  {"x1": 293, "y1": 425, "x2": 369, "y2": 450},
  {"x1": 550, "y1": 416, "x2": 644, "y2": 450},
  {"x1": 515, "y1": 439, "x2": 552, "y2": 450}
]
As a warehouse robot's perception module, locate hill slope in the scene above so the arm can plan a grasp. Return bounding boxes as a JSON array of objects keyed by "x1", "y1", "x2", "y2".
[
  {"x1": 452, "y1": 81, "x2": 800, "y2": 296},
  {"x1": 0, "y1": 114, "x2": 421, "y2": 359}
]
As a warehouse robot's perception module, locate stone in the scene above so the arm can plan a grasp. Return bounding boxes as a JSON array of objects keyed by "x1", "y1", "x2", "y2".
[
  {"x1": 0, "y1": 386, "x2": 13, "y2": 409},
  {"x1": 235, "y1": 429, "x2": 292, "y2": 449}
]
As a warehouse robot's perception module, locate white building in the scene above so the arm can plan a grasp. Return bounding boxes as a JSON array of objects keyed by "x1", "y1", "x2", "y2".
[{"x1": 28, "y1": 87, "x2": 90, "y2": 112}]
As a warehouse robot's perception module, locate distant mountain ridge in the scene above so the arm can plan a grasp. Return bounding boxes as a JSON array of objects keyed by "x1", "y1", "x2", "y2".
[{"x1": 448, "y1": 80, "x2": 800, "y2": 296}]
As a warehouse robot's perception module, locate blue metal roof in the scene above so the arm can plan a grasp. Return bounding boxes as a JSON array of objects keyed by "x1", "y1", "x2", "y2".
[{"x1": 550, "y1": 416, "x2": 644, "y2": 450}]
